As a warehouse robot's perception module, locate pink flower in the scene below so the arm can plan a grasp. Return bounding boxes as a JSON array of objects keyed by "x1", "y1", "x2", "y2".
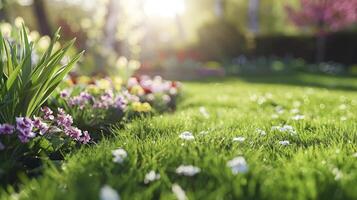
[
  {"x1": 57, "y1": 108, "x2": 73, "y2": 128},
  {"x1": 80, "y1": 131, "x2": 91, "y2": 144},
  {"x1": 33, "y1": 117, "x2": 49, "y2": 135},
  {"x1": 41, "y1": 107, "x2": 54, "y2": 120},
  {"x1": 0, "y1": 124, "x2": 15, "y2": 135},
  {"x1": 64, "y1": 126, "x2": 82, "y2": 140}
]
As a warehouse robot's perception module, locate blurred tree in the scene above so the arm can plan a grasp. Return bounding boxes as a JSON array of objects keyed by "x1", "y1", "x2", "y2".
[
  {"x1": 32, "y1": 0, "x2": 52, "y2": 35},
  {"x1": 0, "y1": 0, "x2": 10, "y2": 21},
  {"x1": 248, "y1": 0, "x2": 259, "y2": 34},
  {"x1": 286, "y1": 0, "x2": 357, "y2": 62},
  {"x1": 214, "y1": 0, "x2": 225, "y2": 18}
]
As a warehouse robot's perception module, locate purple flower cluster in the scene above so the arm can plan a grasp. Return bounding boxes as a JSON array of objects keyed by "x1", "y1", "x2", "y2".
[
  {"x1": 33, "y1": 117, "x2": 49, "y2": 135},
  {"x1": 93, "y1": 90, "x2": 115, "y2": 109},
  {"x1": 0, "y1": 107, "x2": 91, "y2": 148},
  {"x1": 0, "y1": 124, "x2": 15, "y2": 135},
  {"x1": 114, "y1": 95, "x2": 127, "y2": 110},
  {"x1": 68, "y1": 92, "x2": 93, "y2": 109},
  {"x1": 54, "y1": 108, "x2": 90, "y2": 144},
  {"x1": 16, "y1": 117, "x2": 36, "y2": 143},
  {"x1": 41, "y1": 107, "x2": 54, "y2": 120},
  {"x1": 57, "y1": 108, "x2": 73, "y2": 127}
]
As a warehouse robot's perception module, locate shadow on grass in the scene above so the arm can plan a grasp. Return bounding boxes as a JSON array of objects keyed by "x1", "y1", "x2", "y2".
[{"x1": 185, "y1": 73, "x2": 357, "y2": 92}]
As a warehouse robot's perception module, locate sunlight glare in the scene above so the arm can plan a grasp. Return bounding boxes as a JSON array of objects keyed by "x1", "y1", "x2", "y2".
[{"x1": 144, "y1": 0, "x2": 185, "y2": 17}]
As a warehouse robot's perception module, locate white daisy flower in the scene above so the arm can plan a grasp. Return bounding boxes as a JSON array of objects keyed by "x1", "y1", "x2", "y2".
[
  {"x1": 292, "y1": 114, "x2": 305, "y2": 120},
  {"x1": 227, "y1": 156, "x2": 249, "y2": 174},
  {"x1": 144, "y1": 170, "x2": 161, "y2": 184},
  {"x1": 179, "y1": 131, "x2": 195, "y2": 141},
  {"x1": 332, "y1": 168, "x2": 343, "y2": 180},
  {"x1": 272, "y1": 125, "x2": 297, "y2": 135},
  {"x1": 279, "y1": 140, "x2": 290, "y2": 146},
  {"x1": 112, "y1": 148, "x2": 128, "y2": 164},
  {"x1": 256, "y1": 129, "x2": 266, "y2": 136},
  {"x1": 172, "y1": 184, "x2": 187, "y2": 200},
  {"x1": 100, "y1": 185, "x2": 120, "y2": 200},
  {"x1": 176, "y1": 165, "x2": 201, "y2": 176},
  {"x1": 232, "y1": 136, "x2": 246, "y2": 142}
]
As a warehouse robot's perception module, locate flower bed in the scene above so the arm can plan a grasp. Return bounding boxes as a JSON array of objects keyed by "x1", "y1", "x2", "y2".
[{"x1": 48, "y1": 75, "x2": 181, "y2": 138}]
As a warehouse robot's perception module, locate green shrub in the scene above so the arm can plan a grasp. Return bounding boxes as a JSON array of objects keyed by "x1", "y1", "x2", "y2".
[{"x1": 0, "y1": 24, "x2": 83, "y2": 123}]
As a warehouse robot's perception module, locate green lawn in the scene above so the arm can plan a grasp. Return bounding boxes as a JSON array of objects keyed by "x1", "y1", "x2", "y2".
[{"x1": 2, "y1": 74, "x2": 357, "y2": 200}]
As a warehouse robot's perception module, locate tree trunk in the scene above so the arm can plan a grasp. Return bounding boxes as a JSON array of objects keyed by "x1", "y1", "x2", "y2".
[
  {"x1": 33, "y1": 0, "x2": 52, "y2": 35},
  {"x1": 214, "y1": 0, "x2": 225, "y2": 18},
  {"x1": 0, "y1": 0, "x2": 10, "y2": 22},
  {"x1": 248, "y1": 0, "x2": 259, "y2": 34},
  {"x1": 316, "y1": 34, "x2": 326, "y2": 63},
  {"x1": 104, "y1": 0, "x2": 124, "y2": 56}
]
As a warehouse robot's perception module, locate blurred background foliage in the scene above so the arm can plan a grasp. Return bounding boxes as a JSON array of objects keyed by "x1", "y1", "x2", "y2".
[{"x1": 0, "y1": 0, "x2": 356, "y2": 78}]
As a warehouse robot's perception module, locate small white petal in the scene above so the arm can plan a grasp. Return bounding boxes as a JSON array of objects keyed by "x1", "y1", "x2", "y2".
[
  {"x1": 279, "y1": 140, "x2": 290, "y2": 146},
  {"x1": 256, "y1": 129, "x2": 266, "y2": 136},
  {"x1": 179, "y1": 131, "x2": 195, "y2": 141},
  {"x1": 112, "y1": 148, "x2": 127, "y2": 164},
  {"x1": 232, "y1": 137, "x2": 245, "y2": 142},
  {"x1": 227, "y1": 156, "x2": 249, "y2": 174},
  {"x1": 176, "y1": 165, "x2": 201, "y2": 176},
  {"x1": 144, "y1": 170, "x2": 160, "y2": 184},
  {"x1": 292, "y1": 115, "x2": 305, "y2": 120},
  {"x1": 332, "y1": 168, "x2": 343, "y2": 180},
  {"x1": 172, "y1": 184, "x2": 187, "y2": 200},
  {"x1": 100, "y1": 185, "x2": 120, "y2": 200}
]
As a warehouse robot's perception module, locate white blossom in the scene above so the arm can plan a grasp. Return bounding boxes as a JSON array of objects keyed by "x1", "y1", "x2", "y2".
[
  {"x1": 112, "y1": 148, "x2": 128, "y2": 164},
  {"x1": 100, "y1": 185, "x2": 120, "y2": 200},
  {"x1": 292, "y1": 114, "x2": 305, "y2": 120},
  {"x1": 279, "y1": 140, "x2": 290, "y2": 146},
  {"x1": 256, "y1": 129, "x2": 266, "y2": 136},
  {"x1": 179, "y1": 131, "x2": 195, "y2": 141},
  {"x1": 332, "y1": 168, "x2": 343, "y2": 180},
  {"x1": 232, "y1": 136, "x2": 245, "y2": 142},
  {"x1": 227, "y1": 156, "x2": 249, "y2": 174},
  {"x1": 272, "y1": 125, "x2": 297, "y2": 135},
  {"x1": 144, "y1": 170, "x2": 161, "y2": 184},
  {"x1": 176, "y1": 165, "x2": 201, "y2": 176},
  {"x1": 172, "y1": 184, "x2": 187, "y2": 200}
]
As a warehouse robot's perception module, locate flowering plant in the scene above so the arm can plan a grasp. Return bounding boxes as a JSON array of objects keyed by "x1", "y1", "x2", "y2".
[
  {"x1": 0, "y1": 23, "x2": 83, "y2": 124},
  {"x1": 0, "y1": 106, "x2": 90, "y2": 184},
  {"x1": 0, "y1": 23, "x2": 85, "y2": 184},
  {"x1": 48, "y1": 75, "x2": 181, "y2": 136}
]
